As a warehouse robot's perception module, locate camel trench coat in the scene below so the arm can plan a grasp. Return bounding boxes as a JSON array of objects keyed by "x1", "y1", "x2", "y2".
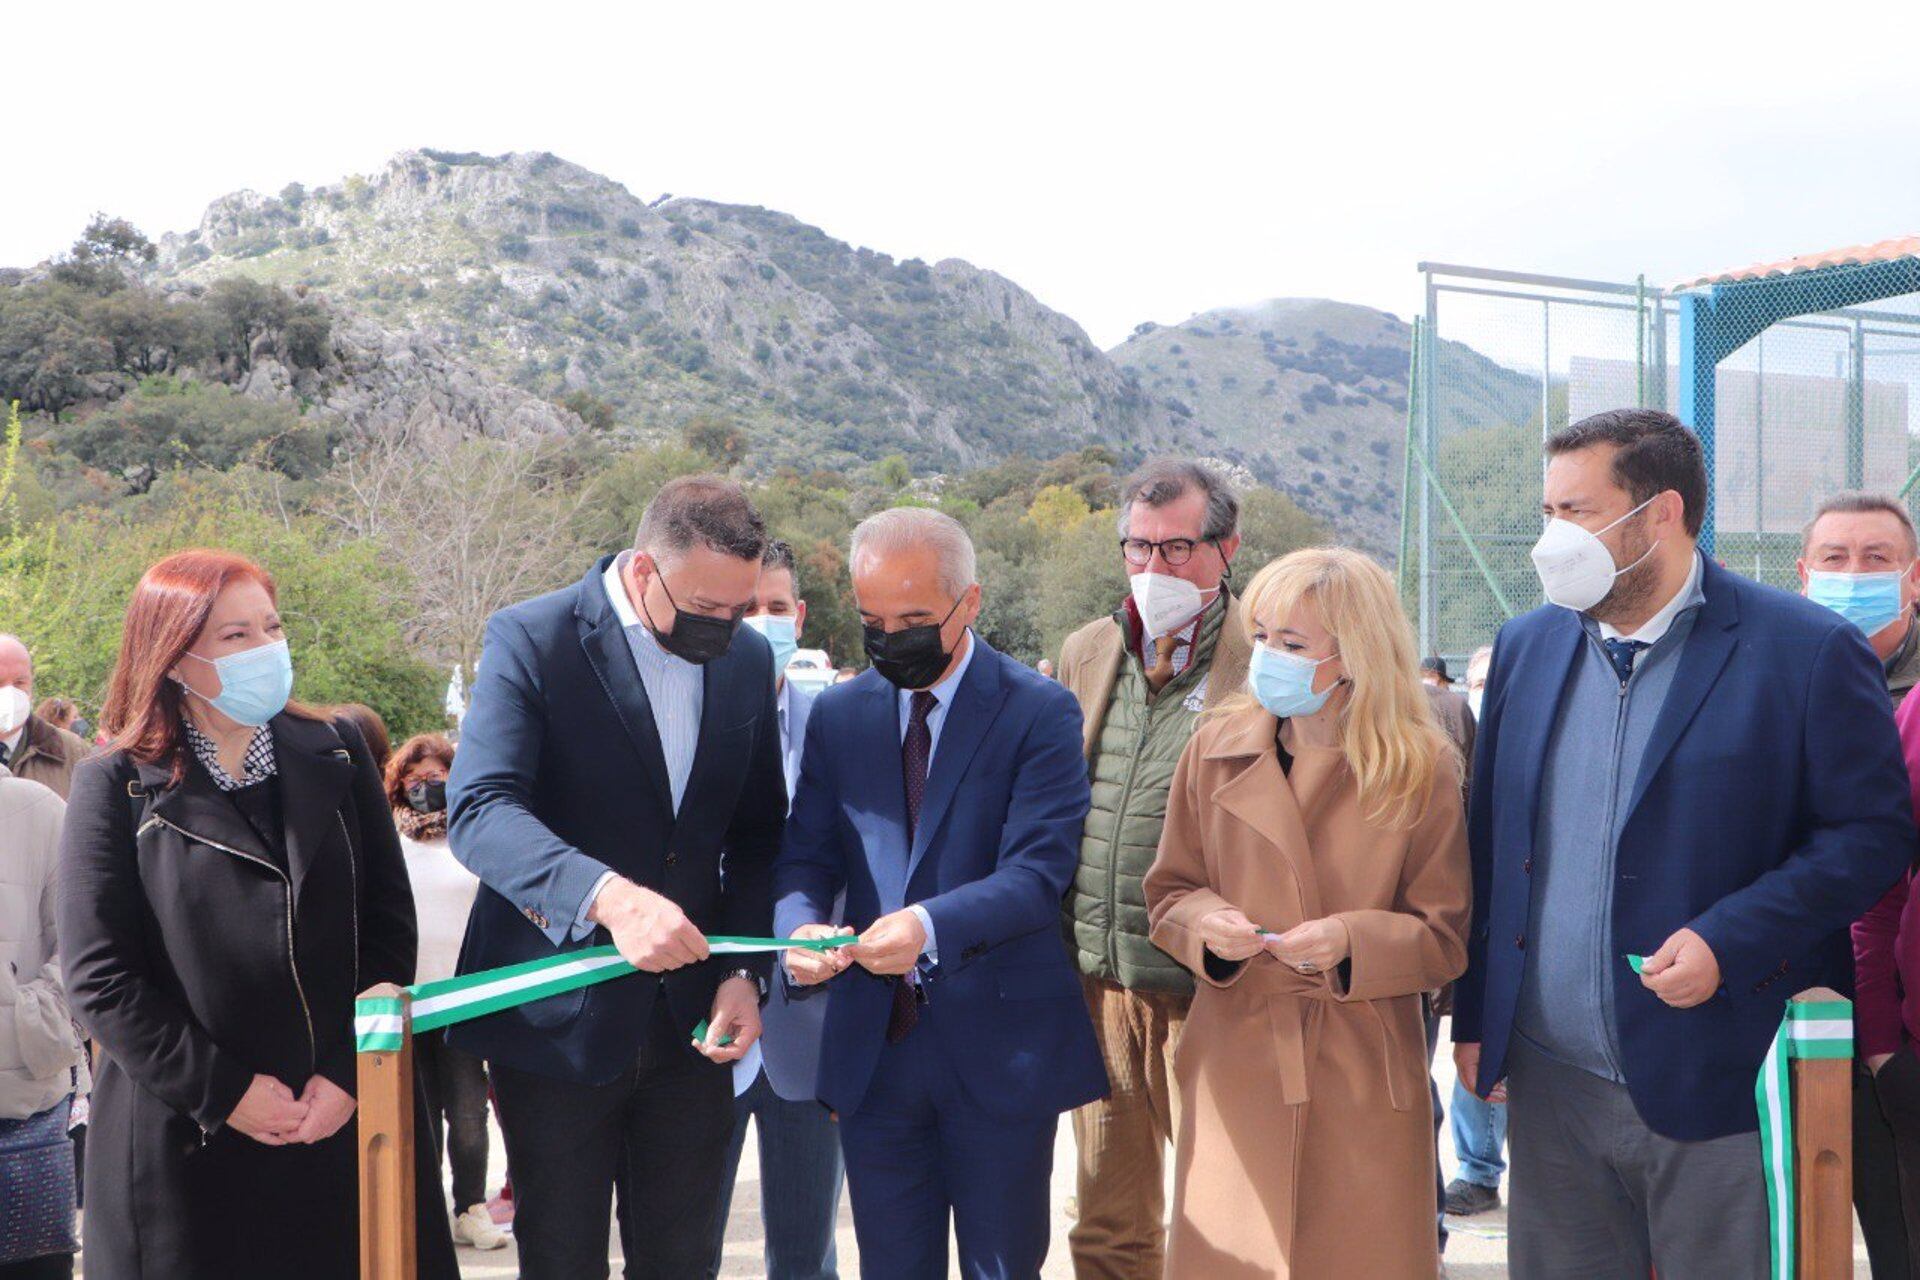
[{"x1": 1145, "y1": 707, "x2": 1471, "y2": 1279}]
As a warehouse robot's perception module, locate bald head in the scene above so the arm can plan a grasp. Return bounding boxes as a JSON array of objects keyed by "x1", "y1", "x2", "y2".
[{"x1": 0, "y1": 635, "x2": 30, "y2": 700}]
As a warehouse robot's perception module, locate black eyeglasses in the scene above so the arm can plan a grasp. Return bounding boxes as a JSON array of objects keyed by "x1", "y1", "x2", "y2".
[{"x1": 1120, "y1": 537, "x2": 1214, "y2": 568}]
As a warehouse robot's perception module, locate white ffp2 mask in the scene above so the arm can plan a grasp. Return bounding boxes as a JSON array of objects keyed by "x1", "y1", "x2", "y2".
[
  {"x1": 1130, "y1": 572, "x2": 1211, "y2": 638},
  {"x1": 1530, "y1": 496, "x2": 1658, "y2": 613}
]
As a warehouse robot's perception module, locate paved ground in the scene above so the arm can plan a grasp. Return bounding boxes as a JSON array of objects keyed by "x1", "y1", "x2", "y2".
[{"x1": 440, "y1": 1019, "x2": 1870, "y2": 1277}]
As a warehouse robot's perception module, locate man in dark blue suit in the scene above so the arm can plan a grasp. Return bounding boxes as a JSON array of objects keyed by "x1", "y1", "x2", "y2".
[
  {"x1": 1450, "y1": 410, "x2": 1912, "y2": 1278},
  {"x1": 447, "y1": 476, "x2": 788, "y2": 1279},
  {"x1": 775, "y1": 507, "x2": 1107, "y2": 1279},
  {"x1": 710, "y1": 539, "x2": 844, "y2": 1280}
]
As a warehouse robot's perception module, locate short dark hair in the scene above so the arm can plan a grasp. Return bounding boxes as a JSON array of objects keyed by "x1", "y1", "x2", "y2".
[
  {"x1": 1545, "y1": 409, "x2": 1707, "y2": 537},
  {"x1": 1117, "y1": 459, "x2": 1239, "y2": 542},
  {"x1": 761, "y1": 538, "x2": 797, "y2": 576},
  {"x1": 1802, "y1": 492, "x2": 1920, "y2": 559},
  {"x1": 1421, "y1": 656, "x2": 1448, "y2": 679},
  {"x1": 635, "y1": 475, "x2": 768, "y2": 563}
]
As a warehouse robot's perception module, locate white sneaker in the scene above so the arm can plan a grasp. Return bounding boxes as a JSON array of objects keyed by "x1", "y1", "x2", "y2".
[{"x1": 453, "y1": 1203, "x2": 509, "y2": 1250}]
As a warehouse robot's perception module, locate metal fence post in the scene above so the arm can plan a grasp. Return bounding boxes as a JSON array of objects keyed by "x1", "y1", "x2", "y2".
[{"x1": 358, "y1": 984, "x2": 416, "y2": 1280}]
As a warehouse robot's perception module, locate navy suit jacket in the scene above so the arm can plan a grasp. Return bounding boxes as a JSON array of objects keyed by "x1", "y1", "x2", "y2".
[
  {"x1": 1452, "y1": 555, "x2": 1913, "y2": 1140},
  {"x1": 773, "y1": 637, "x2": 1108, "y2": 1120},
  {"x1": 758, "y1": 680, "x2": 829, "y2": 1103},
  {"x1": 445, "y1": 555, "x2": 786, "y2": 1084}
]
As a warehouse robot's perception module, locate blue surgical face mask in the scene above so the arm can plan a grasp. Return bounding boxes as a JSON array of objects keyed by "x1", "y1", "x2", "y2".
[
  {"x1": 1806, "y1": 569, "x2": 1909, "y2": 639},
  {"x1": 1247, "y1": 643, "x2": 1340, "y2": 719},
  {"x1": 179, "y1": 639, "x2": 294, "y2": 727},
  {"x1": 742, "y1": 613, "x2": 798, "y2": 679}
]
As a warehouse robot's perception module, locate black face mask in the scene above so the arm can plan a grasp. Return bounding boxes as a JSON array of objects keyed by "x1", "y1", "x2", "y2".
[
  {"x1": 864, "y1": 596, "x2": 964, "y2": 690},
  {"x1": 406, "y1": 779, "x2": 447, "y2": 814},
  {"x1": 643, "y1": 568, "x2": 739, "y2": 666}
]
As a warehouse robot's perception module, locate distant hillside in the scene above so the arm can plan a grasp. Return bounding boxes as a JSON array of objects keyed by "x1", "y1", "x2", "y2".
[
  {"x1": 1108, "y1": 299, "x2": 1537, "y2": 551},
  {"x1": 147, "y1": 149, "x2": 1179, "y2": 476}
]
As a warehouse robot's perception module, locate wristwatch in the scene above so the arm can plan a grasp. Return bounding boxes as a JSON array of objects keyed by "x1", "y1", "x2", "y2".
[{"x1": 723, "y1": 966, "x2": 767, "y2": 1001}]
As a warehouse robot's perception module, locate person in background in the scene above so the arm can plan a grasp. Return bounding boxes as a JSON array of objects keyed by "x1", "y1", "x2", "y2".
[
  {"x1": 328, "y1": 702, "x2": 392, "y2": 777},
  {"x1": 0, "y1": 636, "x2": 90, "y2": 800},
  {"x1": 387, "y1": 733, "x2": 506, "y2": 1253},
  {"x1": 1454, "y1": 410, "x2": 1911, "y2": 1278},
  {"x1": 1145, "y1": 547, "x2": 1470, "y2": 1277},
  {"x1": 1463, "y1": 645, "x2": 1493, "y2": 720},
  {"x1": 1056, "y1": 459, "x2": 1248, "y2": 1279},
  {"x1": 57, "y1": 548, "x2": 455, "y2": 1279},
  {"x1": 1799, "y1": 492, "x2": 1920, "y2": 1276},
  {"x1": 0, "y1": 770, "x2": 83, "y2": 1280},
  {"x1": 32, "y1": 700, "x2": 78, "y2": 735},
  {"x1": 1037, "y1": 658, "x2": 1056, "y2": 679},
  {"x1": 777, "y1": 507, "x2": 1106, "y2": 1279},
  {"x1": 1443, "y1": 644, "x2": 1507, "y2": 1219},
  {"x1": 709, "y1": 539, "x2": 843, "y2": 1280},
  {"x1": 1856, "y1": 684, "x2": 1920, "y2": 1277},
  {"x1": 447, "y1": 476, "x2": 786, "y2": 1277},
  {"x1": 833, "y1": 666, "x2": 858, "y2": 685}
]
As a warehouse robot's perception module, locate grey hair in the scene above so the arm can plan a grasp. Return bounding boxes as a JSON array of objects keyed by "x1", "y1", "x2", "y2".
[
  {"x1": 1802, "y1": 491, "x2": 1919, "y2": 559},
  {"x1": 0, "y1": 634, "x2": 28, "y2": 665},
  {"x1": 1116, "y1": 459, "x2": 1239, "y2": 542},
  {"x1": 850, "y1": 507, "x2": 977, "y2": 598}
]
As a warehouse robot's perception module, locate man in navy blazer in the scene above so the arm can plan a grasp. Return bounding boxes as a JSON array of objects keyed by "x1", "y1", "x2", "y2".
[
  {"x1": 1451, "y1": 410, "x2": 1912, "y2": 1278},
  {"x1": 775, "y1": 507, "x2": 1107, "y2": 1279},
  {"x1": 447, "y1": 476, "x2": 787, "y2": 1278},
  {"x1": 709, "y1": 538, "x2": 844, "y2": 1280}
]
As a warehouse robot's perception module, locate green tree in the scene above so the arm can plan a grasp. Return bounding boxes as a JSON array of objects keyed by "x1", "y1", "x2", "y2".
[
  {"x1": 0, "y1": 473, "x2": 440, "y2": 734},
  {"x1": 682, "y1": 415, "x2": 748, "y2": 469},
  {"x1": 560, "y1": 390, "x2": 616, "y2": 432},
  {"x1": 1234, "y1": 487, "x2": 1332, "y2": 577},
  {"x1": 60, "y1": 379, "x2": 335, "y2": 483}
]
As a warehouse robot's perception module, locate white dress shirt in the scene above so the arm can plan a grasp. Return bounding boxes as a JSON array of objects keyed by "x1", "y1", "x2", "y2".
[
  {"x1": 1597, "y1": 550, "x2": 1704, "y2": 645},
  {"x1": 895, "y1": 630, "x2": 978, "y2": 965}
]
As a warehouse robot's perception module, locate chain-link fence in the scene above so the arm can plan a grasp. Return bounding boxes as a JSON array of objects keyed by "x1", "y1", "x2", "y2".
[{"x1": 1401, "y1": 259, "x2": 1920, "y2": 667}]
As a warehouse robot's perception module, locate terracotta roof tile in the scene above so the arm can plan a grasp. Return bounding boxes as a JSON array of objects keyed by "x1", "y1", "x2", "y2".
[{"x1": 1672, "y1": 236, "x2": 1920, "y2": 291}]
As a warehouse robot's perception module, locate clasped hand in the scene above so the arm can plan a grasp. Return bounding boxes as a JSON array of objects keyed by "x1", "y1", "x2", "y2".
[
  {"x1": 1198, "y1": 906, "x2": 1349, "y2": 972},
  {"x1": 226, "y1": 1073, "x2": 356, "y2": 1147}
]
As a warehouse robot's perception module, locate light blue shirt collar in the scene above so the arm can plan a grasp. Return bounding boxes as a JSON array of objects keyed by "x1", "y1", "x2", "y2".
[{"x1": 604, "y1": 551, "x2": 680, "y2": 663}]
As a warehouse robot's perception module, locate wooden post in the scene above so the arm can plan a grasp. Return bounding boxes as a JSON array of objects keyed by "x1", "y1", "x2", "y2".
[
  {"x1": 357, "y1": 983, "x2": 415, "y2": 1280},
  {"x1": 1791, "y1": 987, "x2": 1851, "y2": 1280}
]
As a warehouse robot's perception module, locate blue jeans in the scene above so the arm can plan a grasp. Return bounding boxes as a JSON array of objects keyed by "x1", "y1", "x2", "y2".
[
  {"x1": 709, "y1": 1070, "x2": 843, "y2": 1280},
  {"x1": 1449, "y1": 1078, "x2": 1509, "y2": 1189}
]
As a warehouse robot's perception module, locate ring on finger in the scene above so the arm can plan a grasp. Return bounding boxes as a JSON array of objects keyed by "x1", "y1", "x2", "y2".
[{"x1": 1296, "y1": 960, "x2": 1317, "y2": 973}]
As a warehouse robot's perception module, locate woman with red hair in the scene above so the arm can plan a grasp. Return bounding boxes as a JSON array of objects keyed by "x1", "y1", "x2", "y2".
[{"x1": 56, "y1": 549, "x2": 456, "y2": 1279}]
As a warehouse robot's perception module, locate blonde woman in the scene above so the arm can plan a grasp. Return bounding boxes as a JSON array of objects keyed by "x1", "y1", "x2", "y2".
[{"x1": 1144, "y1": 547, "x2": 1470, "y2": 1278}]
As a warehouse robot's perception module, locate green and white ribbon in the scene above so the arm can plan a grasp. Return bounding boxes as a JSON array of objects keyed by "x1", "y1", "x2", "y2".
[
  {"x1": 354, "y1": 935, "x2": 855, "y2": 1053},
  {"x1": 1756, "y1": 997, "x2": 1852, "y2": 1280}
]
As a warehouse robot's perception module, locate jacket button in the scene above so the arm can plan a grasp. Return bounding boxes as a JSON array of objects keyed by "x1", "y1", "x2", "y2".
[
  {"x1": 665, "y1": 852, "x2": 678, "y2": 867},
  {"x1": 1515, "y1": 934, "x2": 1526, "y2": 950},
  {"x1": 1522, "y1": 857, "x2": 1532, "y2": 874}
]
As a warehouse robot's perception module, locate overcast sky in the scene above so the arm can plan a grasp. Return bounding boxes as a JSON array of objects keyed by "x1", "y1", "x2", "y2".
[{"x1": 10, "y1": 2, "x2": 1920, "y2": 349}]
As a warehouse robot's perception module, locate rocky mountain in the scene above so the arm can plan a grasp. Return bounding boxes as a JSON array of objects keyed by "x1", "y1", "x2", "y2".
[
  {"x1": 1108, "y1": 299, "x2": 1538, "y2": 551},
  {"x1": 148, "y1": 149, "x2": 1179, "y2": 477}
]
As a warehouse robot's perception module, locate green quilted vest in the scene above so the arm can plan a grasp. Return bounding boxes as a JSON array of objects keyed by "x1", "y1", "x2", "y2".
[{"x1": 1066, "y1": 602, "x2": 1226, "y2": 994}]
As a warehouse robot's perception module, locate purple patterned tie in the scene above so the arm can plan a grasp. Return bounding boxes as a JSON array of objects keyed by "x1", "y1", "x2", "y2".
[
  {"x1": 902, "y1": 690, "x2": 937, "y2": 840},
  {"x1": 890, "y1": 691, "x2": 938, "y2": 1044}
]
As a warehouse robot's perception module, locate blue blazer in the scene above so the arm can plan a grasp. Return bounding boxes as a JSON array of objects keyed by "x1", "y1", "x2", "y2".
[
  {"x1": 773, "y1": 638, "x2": 1108, "y2": 1120},
  {"x1": 1452, "y1": 556, "x2": 1913, "y2": 1140},
  {"x1": 758, "y1": 680, "x2": 829, "y2": 1103},
  {"x1": 445, "y1": 555, "x2": 786, "y2": 1084}
]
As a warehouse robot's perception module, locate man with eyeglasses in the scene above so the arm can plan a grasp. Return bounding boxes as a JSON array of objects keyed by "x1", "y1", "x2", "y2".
[{"x1": 1056, "y1": 459, "x2": 1249, "y2": 1278}]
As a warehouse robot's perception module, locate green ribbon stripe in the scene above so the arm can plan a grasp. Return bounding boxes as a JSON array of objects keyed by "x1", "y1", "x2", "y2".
[{"x1": 353, "y1": 935, "x2": 855, "y2": 1053}]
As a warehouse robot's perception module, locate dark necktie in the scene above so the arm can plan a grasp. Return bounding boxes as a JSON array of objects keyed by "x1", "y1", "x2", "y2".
[
  {"x1": 1602, "y1": 637, "x2": 1648, "y2": 686},
  {"x1": 902, "y1": 691, "x2": 937, "y2": 840},
  {"x1": 890, "y1": 691, "x2": 939, "y2": 1044}
]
